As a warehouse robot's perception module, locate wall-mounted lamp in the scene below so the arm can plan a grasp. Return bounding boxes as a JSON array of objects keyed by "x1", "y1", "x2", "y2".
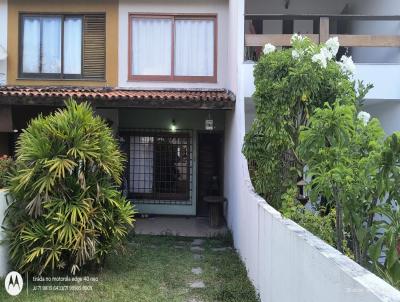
[
  {"x1": 284, "y1": 0, "x2": 290, "y2": 9},
  {"x1": 205, "y1": 112, "x2": 214, "y2": 131},
  {"x1": 170, "y1": 119, "x2": 177, "y2": 132}
]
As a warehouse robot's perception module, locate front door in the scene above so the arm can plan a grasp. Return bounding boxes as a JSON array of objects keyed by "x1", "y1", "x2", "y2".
[{"x1": 197, "y1": 133, "x2": 223, "y2": 217}]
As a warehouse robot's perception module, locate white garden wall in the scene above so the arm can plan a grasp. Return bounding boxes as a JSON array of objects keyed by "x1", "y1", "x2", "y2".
[
  {"x1": 0, "y1": 189, "x2": 9, "y2": 277},
  {"x1": 235, "y1": 168, "x2": 400, "y2": 302}
]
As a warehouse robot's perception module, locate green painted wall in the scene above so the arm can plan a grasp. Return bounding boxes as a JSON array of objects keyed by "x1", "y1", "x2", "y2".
[
  {"x1": 119, "y1": 109, "x2": 225, "y2": 131},
  {"x1": 118, "y1": 109, "x2": 226, "y2": 216}
]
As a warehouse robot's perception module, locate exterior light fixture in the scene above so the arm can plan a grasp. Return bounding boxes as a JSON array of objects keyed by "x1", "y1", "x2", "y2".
[
  {"x1": 170, "y1": 119, "x2": 177, "y2": 132},
  {"x1": 205, "y1": 112, "x2": 214, "y2": 131},
  {"x1": 297, "y1": 179, "x2": 309, "y2": 205}
]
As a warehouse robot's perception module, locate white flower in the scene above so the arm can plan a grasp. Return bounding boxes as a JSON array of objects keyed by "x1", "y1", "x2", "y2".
[
  {"x1": 320, "y1": 47, "x2": 333, "y2": 60},
  {"x1": 291, "y1": 33, "x2": 305, "y2": 43},
  {"x1": 312, "y1": 53, "x2": 328, "y2": 68},
  {"x1": 357, "y1": 111, "x2": 371, "y2": 125},
  {"x1": 292, "y1": 49, "x2": 306, "y2": 60},
  {"x1": 263, "y1": 43, "x2": 276, "y2": 55},
  {"x1": 325, "y1": 37, "x2": 339, "y2": 57},
  {"x1": 337, "y1": 55, "x2": 356, "y2": 76},
  {"x1": 311, "y1": 45, "x2": 337, "y2": 68}
]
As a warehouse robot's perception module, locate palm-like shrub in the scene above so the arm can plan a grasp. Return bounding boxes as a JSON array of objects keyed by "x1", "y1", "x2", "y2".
[
  {"x1": 0, "y1": 155, "x2": 14, "y2": 188},
  {"x1": 5, "y1": 100, "x2": 135, "y2": 275}
]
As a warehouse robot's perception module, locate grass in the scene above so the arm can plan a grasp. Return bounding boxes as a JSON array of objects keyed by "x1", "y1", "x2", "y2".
[{"x1": 0, "y1": 234, "x2": 259, "y2": 302}]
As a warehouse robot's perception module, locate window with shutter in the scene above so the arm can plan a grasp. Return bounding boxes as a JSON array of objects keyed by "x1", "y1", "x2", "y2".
[
  {"x1": 83, "y1": 14, "x2": 106, "y2": 80},
  {"x1": 19, "y1": 13, "x2": 106, "y2": 80}
]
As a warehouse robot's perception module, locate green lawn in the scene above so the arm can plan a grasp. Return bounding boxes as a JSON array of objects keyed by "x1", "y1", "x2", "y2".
[{"x1": 0, "y1": 235, "x2": 259, "y2": 302}]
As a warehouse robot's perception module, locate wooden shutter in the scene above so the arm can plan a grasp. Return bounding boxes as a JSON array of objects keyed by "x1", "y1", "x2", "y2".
[{"x1": 83, "y1": 14, "x2": 106, "y2": 80}]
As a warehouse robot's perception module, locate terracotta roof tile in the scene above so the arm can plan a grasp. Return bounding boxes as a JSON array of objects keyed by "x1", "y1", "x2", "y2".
[{"x1": 0, "y1": 86, "x2": 235, "y2": 109}]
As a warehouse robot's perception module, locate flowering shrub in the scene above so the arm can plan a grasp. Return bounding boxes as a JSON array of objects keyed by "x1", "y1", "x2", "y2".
[
  {"x1": 243, "y1": 35, "x2": 371, "y2": 209},
  {"x1": 299, "y1": 98, "x2": 400, "y2": 288},
  {"x1": 0, "y1": 155, "x2": 14, "y2": 188},
  {"x1": 299, "y1": 101, "x2": 385, "y2": 256},
  {"x1": 244, "y1": 34, "x2": 400, "y2": 288}
]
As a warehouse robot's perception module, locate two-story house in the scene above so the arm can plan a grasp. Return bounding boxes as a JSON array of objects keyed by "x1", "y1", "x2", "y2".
[
  {"x1": 1, "y1": 0, "x2": 400, "y2": 301},
  {"x1": 0, "y1": 0, "x2": 235, "y2": 217},
  {"x1": 0, "y1": 0, "x2": 399, "y2": 233},
  {"x1": 0, "y1": 0, "x2": 399, "y2": 221}
]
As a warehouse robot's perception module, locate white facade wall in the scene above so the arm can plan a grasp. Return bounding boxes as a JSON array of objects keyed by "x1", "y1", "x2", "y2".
[
  {"x1": 0, "y1": 0, "x2": 7, "y2": 85},
  {"x1": 348, "y1": 0, "x2": 400, "y2": 64},
  {"x1": 224, "y1": 0, "x2": 245, "y2": 243},
  {"x1": 246, "y1": 0, "x2": 349, "y2": 14},
  {"x1": 355, "y1": 64, "x2": 400, "y2": 100},
  {"x1": 245, "y1": 0, "x2": 349, "y2": 35},
  {"x1": 365, "y1": 101, "x2": 400, "y2": 135},
  {"x1": 118, "y1": 0, "x2": 229, "y2": 89}
]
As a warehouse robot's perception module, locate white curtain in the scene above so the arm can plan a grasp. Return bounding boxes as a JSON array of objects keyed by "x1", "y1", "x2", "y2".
[
  {"x1": 174, "y1": 19, "x2": 214, "y2": 76},
  {"x1": 130, "y1": 136, "x2": 154, "y2": 194},
  {"x1": 22, "y1": 17, "x2": 41, "y2": 73},
  {"x1": 64, "y1": 17, "x2": 82, "y2": 75},
  {"x1": 41, "y1": 17, "x2": 62, "y2": 74},
  {"x1": 132, "y1": 18, "x2": 172, "y2": 76}
]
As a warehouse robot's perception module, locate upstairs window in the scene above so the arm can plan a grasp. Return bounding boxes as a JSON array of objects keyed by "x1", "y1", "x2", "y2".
[
  {"x1": 19, "y1": 14, "x2": 106, "y2": 80},
  {"x1": 129, "y1": 14, "x2": 217, "y2": 82}
]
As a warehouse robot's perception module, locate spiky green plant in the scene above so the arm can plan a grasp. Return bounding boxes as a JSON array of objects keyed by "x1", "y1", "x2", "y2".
[{"x1": 5, "y1": 99, "x2": 135, "y2": 275}]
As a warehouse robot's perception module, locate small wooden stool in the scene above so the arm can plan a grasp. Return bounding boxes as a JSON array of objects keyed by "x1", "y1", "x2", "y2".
[{"x1": 204, "y1": 196, "x2": 225, "y2": 227}]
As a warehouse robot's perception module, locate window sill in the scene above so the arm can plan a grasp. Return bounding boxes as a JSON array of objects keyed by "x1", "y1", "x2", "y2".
[
  {"x1": 127, "y1": 76, "x2": 217, "y2": 84},
  {"x1": 16, "y1": 77, "x2": 106, "y2": 82},
  {"x1": 130, "y1": 199, "x2": 192, "y2": 206}
]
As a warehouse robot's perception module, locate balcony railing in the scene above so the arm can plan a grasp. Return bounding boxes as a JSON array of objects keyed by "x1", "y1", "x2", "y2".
[{"x1": 245, "y1": 14, "x2": 400, "y2": 61}]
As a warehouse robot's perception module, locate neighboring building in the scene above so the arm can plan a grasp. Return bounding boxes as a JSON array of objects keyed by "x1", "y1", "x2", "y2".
[{"x1": 243, "y1": 0, "x2": 400, "y2": 137}]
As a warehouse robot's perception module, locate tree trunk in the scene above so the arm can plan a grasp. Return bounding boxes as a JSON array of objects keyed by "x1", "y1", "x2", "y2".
[
  {"x1": 335, "y1": 199, "x2": 344, "y2": 253},
  {"x1": 351, "y1": 223, "x2": 361, "y2": 263},
  {"x1": 360, "y1": 197, "x2": 379, "y2": 266}
]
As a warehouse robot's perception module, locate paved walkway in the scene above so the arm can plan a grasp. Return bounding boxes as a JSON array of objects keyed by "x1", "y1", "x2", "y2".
[{"x1": 135, "y1": 216, "x2": 228, "y2": 237}]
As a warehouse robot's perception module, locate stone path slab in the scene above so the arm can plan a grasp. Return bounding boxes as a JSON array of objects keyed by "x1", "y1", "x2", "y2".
[
  {"x1": 191, "y1": 267, "x2": 203, "y2": 275},
  {"x1": 211, "y1": 247, "x2": 232, "y2": 252},
  {"x1": 191, "y1": 239, "x2": 205, "y2": 246},
  {"x1": 190, "y1": 246, "x2": 205, "y2": 252},
  {"x1": 189, "y1": 281, "x2": 205, "y2": 289}
]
